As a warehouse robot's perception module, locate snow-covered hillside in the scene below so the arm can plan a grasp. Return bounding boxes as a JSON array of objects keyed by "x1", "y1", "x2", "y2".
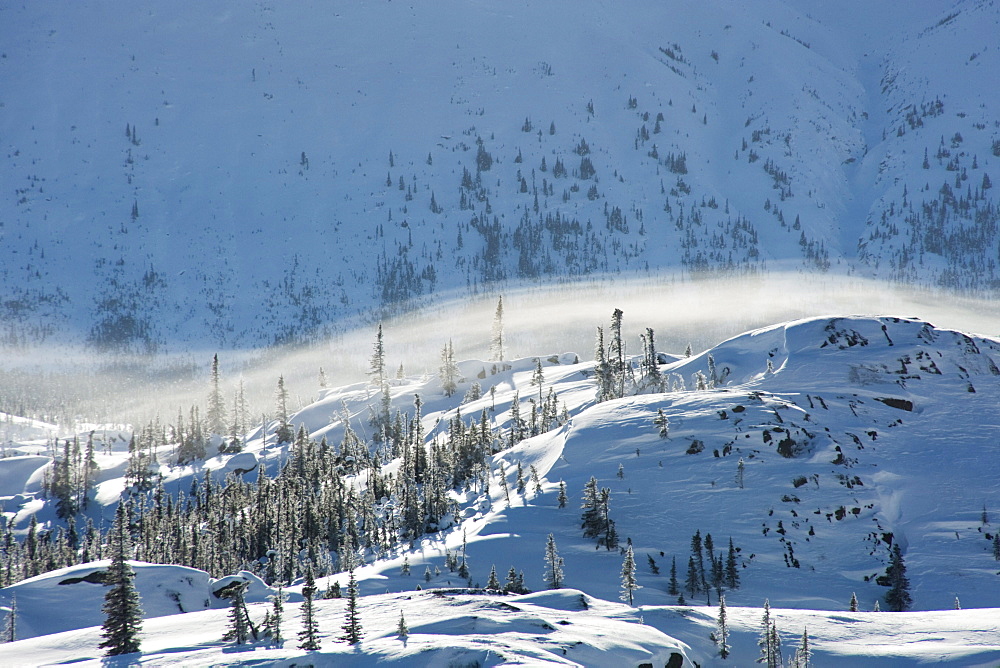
[
  {"x1": 2, "y1": 1, "x2": 999, "y2": 349},
  {"x1": 0, "y1": 314, "x2": 999, "y2": 664}
]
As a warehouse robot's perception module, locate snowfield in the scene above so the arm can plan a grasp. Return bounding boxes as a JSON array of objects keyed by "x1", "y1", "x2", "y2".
[{"x1": 0, "y1": 315, "x2": 998, "y2": 664}]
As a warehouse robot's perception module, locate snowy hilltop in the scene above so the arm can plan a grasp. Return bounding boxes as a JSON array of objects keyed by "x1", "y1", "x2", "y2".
[{"x1": 0, "y1": 313, "x2": 998, "y2": 664}]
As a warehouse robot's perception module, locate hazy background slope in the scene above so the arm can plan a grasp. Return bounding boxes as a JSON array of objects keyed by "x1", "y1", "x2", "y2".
[{"x1": 2, "y1": 0, "x2": 998, "y2": 351}]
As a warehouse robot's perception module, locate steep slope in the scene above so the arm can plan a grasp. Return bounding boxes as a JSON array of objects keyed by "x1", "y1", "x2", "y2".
[{"x1": 2, "y1": 1, "x2": 998, "y2": 350}]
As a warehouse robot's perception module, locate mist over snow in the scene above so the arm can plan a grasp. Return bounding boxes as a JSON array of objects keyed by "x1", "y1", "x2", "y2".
[{"x1": 2, "y1": 0, "x2": 1000, "y2": 665}]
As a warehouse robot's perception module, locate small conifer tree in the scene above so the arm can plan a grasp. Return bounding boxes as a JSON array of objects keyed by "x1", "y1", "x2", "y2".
[
  {"x1": 341, "y1": 570, "x2": 363, "y2": 645},
  {"x1": 715, "y1": 594, "x2": 730, "y2": 659},
  {"x1": 544, "y1": 534, "x2": 564, "y2": 589},
  {"x1": 396, "y1": 610, "x2": 408, "y2": 639},
  {"x1": 486, "y1": 565, "x2": 501, "y2": 590},
  {"x1": 99, "y1": 504, "x2": 143, "y2": 657},
  {"x1": 620, "y1": 545, "x2": 640, "y2": 606},
  {"x1": 298, "y1": 566, "x2": 321, "y2": 651},
  {"x1": 265, "y1": 584, "x2": 285, "y2": 647},
  {"x1": 2, "y1": 593, "x2": 16, "y2": 643}
]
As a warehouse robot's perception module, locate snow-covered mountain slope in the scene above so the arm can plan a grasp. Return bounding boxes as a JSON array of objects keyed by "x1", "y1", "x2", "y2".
[
  {"x1": 2, "y1": 1, "x2": 998, "y2": 350},
  {"x1": 1, "y1": 314, "x2": 1000, "y2": 663}
]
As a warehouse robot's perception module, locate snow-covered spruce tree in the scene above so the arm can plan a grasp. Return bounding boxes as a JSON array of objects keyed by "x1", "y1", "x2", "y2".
[
  {"x1": 341, "y1": 569, "x2": 363, "y2": 645},
  {"x1": 298, "y1": 566, "x2": 321, "y2": 651},
  {"x1": 580, "y1": 477, "x2": 617, "y2": 549},
  {"x1": 725, "y1": 538, "x2": 740, "y2": 590},
  {"x1": 531, "y1": 357, "x2": 545, "y2": 401},
  {"x1": 715, "y1": 594, "x2": 730, "y2": 659},
  {"x1": 609, "y1": 309, "x2": 626, "y2": 398},
  {"x1": 620, "y1": 544, "x2": 640, "y2": 606},
  {"x1": 640, "y1": 327, "x2": 664, "y2": 391},
  {"x1": 884, "y1": 544, "x2": 912, "y2": 611},
  {"x1": 792, "y1": 627, "x2": 811, "y2": 667},
  {"x1": 654, "y1": 408, "x2": 669, "y2": 438},
  {"x1": 490, "y1": 296, "x2": 505, "y2": 362},
  {"x1": 849, "y1": 592, "x2": 859, "y2": 612},
  {"x1": 691, "y1": 530, "x2": 707, "y2": 597},
  {"x1": 440, "y1": 339, "x2": 459, "y2": 397},
  {"x1": 206, "y1": 353, "x2": 227, "y2": 436},
  {"x1": 274, "y1": 375, "x2": 293, "y2": 445},
  {"x1": 757, "y1": 598, "x2": 780, "y2": 667},
  {"x1": 593, "y1": 327, "x2": 614, "y2": 402},
  {"x1": 668, "y1": 556, "x2": 680, "y2": 596},
  {"x1": 223, "y1": 581, "x2": 252, "y2": 645},
  {"x1": 2, "y1": 593, "x2": 16, "y2": 643},
  {"x1": 486, "y1": 565, "x2": 501, "y2": 591},
  {"x1": 396, "y1": 610, "x2": 408, "y2": 639},
  {"x1": 685, "y1": 556, "x2": 701, "y2": 600},
  {"x1": 99, "y1": 504, "x2": 143, "y2": 657},
  {"x1": 544, "y1": 533, "x2": 564, "y2": 589},
  {"x1": 265, "y1": 584, "x2": 286, "y2": 647},
  {"x1": 370, "y1": 323, "x2": 387, "y2": 386}
]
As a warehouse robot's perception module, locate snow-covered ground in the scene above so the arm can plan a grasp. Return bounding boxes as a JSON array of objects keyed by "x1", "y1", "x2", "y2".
[{"x1": 1, "y1": 314, "x2": 999, "y2": 664}]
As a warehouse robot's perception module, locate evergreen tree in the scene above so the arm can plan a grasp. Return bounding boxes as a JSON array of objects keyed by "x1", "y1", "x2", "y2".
[
  {"x1": 206, "y1": 354, "x2": 227, "y2": 436},
  {"x1": 640, "y1": 328, "x2": 663, "y2": 391},
  {"x1": 594, "y1": 327, "x2": 614, "y2": 402},
  {"x1": 490, "y1": 296, "x2": 505, "y2": 362},
  {"x1": 223, "y1": 581, "x2": 251, "y2": 645},
  {"x1": 884, "y1": 544, "x2": 912, "y2": 611},
  {"x1": 298, "y1": 566, "x2": 321, "y2": 651},
  {"x1": 2, "y1": 593, "x2": 15, "y2": 643},
  {"x1": 274, "y1": 376, "x2": 293, "y2": 445},
  {"x1": 647, "y1": 554, "x2": 660, "y2": 575},
  {"x1": 370, "y1": 323, "x2": 387, "y2": 386},
  {"x1": 757, "y1": 599, "x2": 780, "y2": 667},
  {"x1": 486, "y1": 565, "x2": 501, "y2": 590},
  {"x1": 609, "y1": 309, "x2": 626, "y2": 398},
  {"x1": 654, "y1": 409, "x2": 669, "y2": 438},
  {"x1": 792, "y1": 627, "x2": 811, "y2": 667},
  {"x1": 849, "y1": 592, "x2": 859, "y2": 612},
  {"x1": 396, "y1": 610, "x2": 408, "y2": 639},
  {"x1": 620, "y1": 544, "x2": 640, "y2": 606},
  {"x1": 99, "y1": 504, "x2": 143, "y2": 657},
  {"x1": 341, "y1": 569, "x2": 363, "y2": 644},
  {"x1": 668, "y1": 556, "x2": 680, "y2": 596},
  {"x1": 440, "y1": 340, "x2": 459, "y2": 397},
  {"x1": 715, "y1": 594, "x2": 730, "y2": 659},
  {"x1": 725, "y1": 538, "x2": 740, "y2": 590},
  {"x1": 544, "y1": 533, "x2": 564, "y2": 589},
  {"x1": 265, "y1": 584, "x2": 285, "y2": 647},
  {"x1": 557, "y1": 481, "x2": 568, "y2": 508},
  {"x1": 685, "y1": 556, "x2": 701, "y2": 599},
  {"x1": 525, "y1": 357, "x2": 543, "y2": 399},
  {"x1": 691, "y1": 530, "x2": 706, "y2": 596}
]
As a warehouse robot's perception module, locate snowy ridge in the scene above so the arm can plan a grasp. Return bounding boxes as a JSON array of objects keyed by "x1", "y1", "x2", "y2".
[{"x1": 0, "y1": 315, "x2": 998, "y2": 663}]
